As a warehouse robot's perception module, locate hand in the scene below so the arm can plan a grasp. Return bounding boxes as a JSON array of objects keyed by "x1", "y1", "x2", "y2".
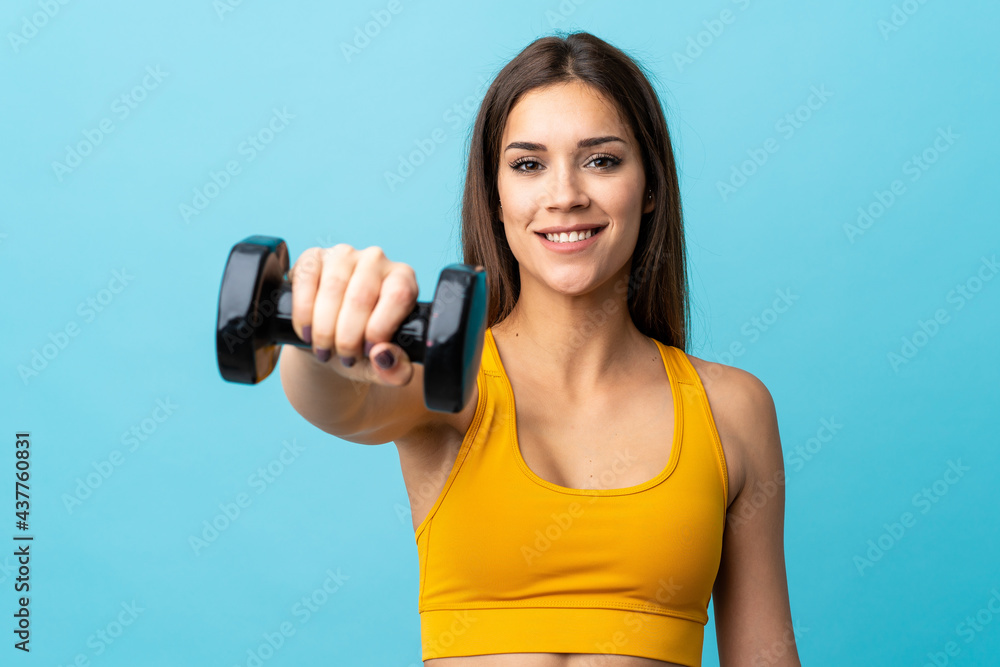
[{"x1": 289, "y1": 244, "x2": 417, "y2": 387}]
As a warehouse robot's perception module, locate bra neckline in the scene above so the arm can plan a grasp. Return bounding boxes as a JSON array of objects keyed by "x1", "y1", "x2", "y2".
[{"x1": 485, "y1": 327, "x2": 684, "y2": 497}]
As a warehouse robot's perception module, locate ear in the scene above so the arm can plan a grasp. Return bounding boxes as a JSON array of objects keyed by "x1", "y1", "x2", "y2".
[{"x1": 642, "y1": 190, "x2": 655, "y2": 215}]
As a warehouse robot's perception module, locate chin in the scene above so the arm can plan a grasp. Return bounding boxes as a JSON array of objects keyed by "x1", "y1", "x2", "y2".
[{"x1": 538, "y1": 267, "x2": 600, "y2": 296}]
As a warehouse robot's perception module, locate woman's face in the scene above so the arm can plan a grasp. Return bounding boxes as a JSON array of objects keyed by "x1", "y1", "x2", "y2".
[{"x1": 497, "y1": 79, "x2": 654, "y2": 298}]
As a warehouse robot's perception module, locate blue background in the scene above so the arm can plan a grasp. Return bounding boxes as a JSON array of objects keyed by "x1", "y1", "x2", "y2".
[{"x1": 2, "y1": 1, "x2": 998, "y2": 665}]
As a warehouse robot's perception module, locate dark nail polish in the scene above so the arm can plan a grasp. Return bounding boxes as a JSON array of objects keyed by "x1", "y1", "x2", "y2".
[
  {"x1": 374, "y1": 350, "x2": 395, "y2": 370},
  {"x1": 302, "y1": 325, "x2": 312, "y2": 345},
  {"x1": 340, "y1": 356, "x2": 356, "y2": 368},
  {"x1": 315, "y1": 348, "x2": 331, "y2": 363},
  {"x1": 363, "y1": 341, "x2": 374, "y2": 357}
]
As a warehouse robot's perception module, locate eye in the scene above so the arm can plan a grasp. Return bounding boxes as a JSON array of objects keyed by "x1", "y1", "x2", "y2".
[
  {"x1": 509, "y1": 157, "x2": 541, "y2": 172},
  {"x1": 587, "y1": 153, "x2": 622, "y2": 169},
  {"x1": 508, "y1": 153, "x2": 623, "y2": 173}
]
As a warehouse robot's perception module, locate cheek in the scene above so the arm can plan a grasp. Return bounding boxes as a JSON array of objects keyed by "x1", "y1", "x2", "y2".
[
  {"x1": 604, "y1": 185, "x2": 646, "y2": 217},
  {"x1": 503, "y1": 223, "x2": 516, "y2": 247},
  {"x1": 503, "y1": 221, "x2": 529, "y2": 255}
]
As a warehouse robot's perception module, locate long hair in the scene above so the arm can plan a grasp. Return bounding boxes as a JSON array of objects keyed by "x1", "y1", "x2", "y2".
[{"x1": 460, "y1": 31, "x2": 689, "y2": 350}]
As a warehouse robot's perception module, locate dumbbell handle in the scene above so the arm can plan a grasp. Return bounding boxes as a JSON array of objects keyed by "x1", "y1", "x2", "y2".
[{"x1": 263, "y1": 282, "x2": 433, "y2": 363}]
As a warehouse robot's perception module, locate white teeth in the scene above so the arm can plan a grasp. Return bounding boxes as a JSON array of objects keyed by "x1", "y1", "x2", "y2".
[{"x1": 545, "y1": 229, "x2": 596, "y2": 243}]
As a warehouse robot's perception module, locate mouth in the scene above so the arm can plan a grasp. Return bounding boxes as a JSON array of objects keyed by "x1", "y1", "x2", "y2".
[{"x1": 535, "y1": 225, "x2": 606, "y2": 246}]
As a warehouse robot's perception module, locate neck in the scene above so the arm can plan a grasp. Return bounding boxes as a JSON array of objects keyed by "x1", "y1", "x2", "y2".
[{"x1": 492, "y1": 266, "x2": 649, "y2": 391}]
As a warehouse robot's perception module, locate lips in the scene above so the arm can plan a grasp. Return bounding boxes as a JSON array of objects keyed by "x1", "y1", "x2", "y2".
[
  {"x1": 535, "y1": 225, "x2": 605, "y2": 251},
  {"x1": 541, "y1": 228, "x2": 598, "y2": 243},
  {"x1": 534, "y1": 223, "x2": 606, "y2": 235}
]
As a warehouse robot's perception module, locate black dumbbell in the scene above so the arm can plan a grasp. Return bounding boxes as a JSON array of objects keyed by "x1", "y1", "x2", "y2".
[{"x1": 216, "y1": 235, "x2": 487, "y2": 413}]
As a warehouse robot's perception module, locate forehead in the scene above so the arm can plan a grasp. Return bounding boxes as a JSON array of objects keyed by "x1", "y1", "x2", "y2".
[{"x1": 502, "y1": 80, "x2": 630, "y2": 143}]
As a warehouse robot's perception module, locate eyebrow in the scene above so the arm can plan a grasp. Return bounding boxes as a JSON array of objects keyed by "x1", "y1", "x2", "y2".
[{"x1": 503, "y1": 135, "x2": 626, "y2": 152}]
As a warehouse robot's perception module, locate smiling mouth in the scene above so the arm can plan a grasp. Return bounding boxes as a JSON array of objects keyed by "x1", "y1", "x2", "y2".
[{"x1": 536, "y1": 227, "x2": 605, "y2": 244}]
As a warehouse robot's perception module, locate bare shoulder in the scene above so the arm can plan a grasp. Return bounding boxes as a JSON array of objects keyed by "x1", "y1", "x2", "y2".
[
  {"x1": 390, "y1": 377, "x2": 481, "y2": 532},
  {"x1": 681, "y1": 351, "x2": 781, "y2": 508},
  {"x1": 392, "y1": 375, "x2": 480, "y2": 456}
]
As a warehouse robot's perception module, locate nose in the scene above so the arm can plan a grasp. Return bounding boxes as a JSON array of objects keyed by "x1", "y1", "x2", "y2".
[{"x1": 544, "y1": 166, "x2": 590, "y2": 212}]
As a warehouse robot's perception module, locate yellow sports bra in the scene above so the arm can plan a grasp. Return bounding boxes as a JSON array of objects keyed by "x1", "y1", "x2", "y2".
[{"x1": 414, "y1": 328, "x2": 729, "y2": 666}]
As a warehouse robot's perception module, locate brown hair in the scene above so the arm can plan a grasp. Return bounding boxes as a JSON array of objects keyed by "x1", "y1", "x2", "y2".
[{"x1": 460, "y1": 31, "x2": 689, "y2": 350}]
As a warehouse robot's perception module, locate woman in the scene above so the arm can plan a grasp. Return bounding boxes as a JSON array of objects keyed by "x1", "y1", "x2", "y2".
[{"x1": 280, "y1": 31, "x2": 800, "y2": 667}]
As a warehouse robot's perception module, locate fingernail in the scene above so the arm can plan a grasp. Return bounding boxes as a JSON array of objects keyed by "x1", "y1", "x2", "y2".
[
  {"x1": 315, "y1": 348, "x2": 331, "y2": 363},
  {"x1": 302, "y1": 325, "x2": 312, "y2": 345},
  {"x1": 374, "y1": 350, "x2": 395, "y2": 370},
  {"x1": 340, "y1": 356, "x2": 356, "y2": 368},
  {"x1": 363, "y1": 341, "x2": 374, "y2": 357}
]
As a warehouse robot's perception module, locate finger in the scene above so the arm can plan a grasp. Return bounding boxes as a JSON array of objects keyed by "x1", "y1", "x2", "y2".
[
  {"x1": 311, "y1": 244, "x2": 356, "y2": 360},
  {"x1": 333, "y1": 246, "x2": 385, "y2": 364},
  {"x1": 289, "y1": 247, "x2": 323, "y2": 345},
  {"x1": 365, "y1": 263, "x2": 418, "y2": 349},
  {"x1": 366, "y1": 341, "x2": 413, "y2": 387}
]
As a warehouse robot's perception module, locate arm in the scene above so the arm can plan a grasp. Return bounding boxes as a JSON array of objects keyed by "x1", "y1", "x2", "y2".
[
  {"x1": 278, "y1": 346, "x2": 436, "y2": 445},
  {"x1": 710, "y1": 368, "x2": 802, "y2": 666}
]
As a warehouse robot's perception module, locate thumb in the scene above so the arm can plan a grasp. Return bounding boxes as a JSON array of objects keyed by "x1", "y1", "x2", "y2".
[{"x1": 366, "y1": 342, "x2": 414, "y2": 387}]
